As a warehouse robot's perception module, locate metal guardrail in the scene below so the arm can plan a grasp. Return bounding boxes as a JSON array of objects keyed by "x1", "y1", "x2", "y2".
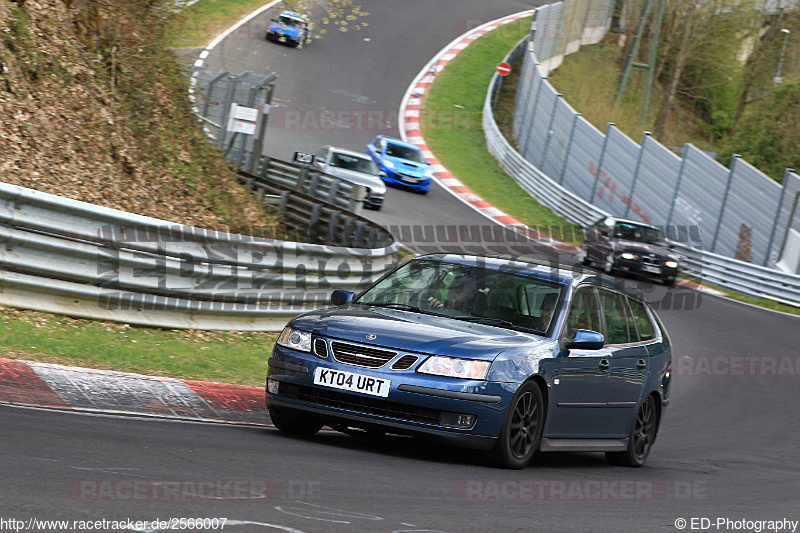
[
  {"x1": 0, "y1": 181, "x2": 401, "y2": 330},
  {"x1": 253, "y1": 157, "x2": 366, "y2": 215},
  {"x1": 484, "y1": 37, "x2": 800, "y2": 306}
]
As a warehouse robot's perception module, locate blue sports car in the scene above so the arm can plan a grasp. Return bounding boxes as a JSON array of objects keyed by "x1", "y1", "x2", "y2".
[
  {"x1": 366, "y1": 136, "x2": 433, "y2": 193},
  {"x1": 266, "y1": 254, "x2": 672, "y2": 469},
  {"x1": 266, "y1": 11, "x2": 311, "y2": 48}
]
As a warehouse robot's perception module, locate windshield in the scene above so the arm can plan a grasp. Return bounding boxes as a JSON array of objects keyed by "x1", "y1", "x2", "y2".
[
  {"x1": 385, "y1": 143, "x2": 425, "y2": 164},
  {"x1": 613, "y1": 222, "x2": 664, "y2": 244},
  {"x1": 278, "y1": 15, "x2": 302, "y2": 27},
  {"x1": 329, "y1": 153, "x2": 379, "y2": 175},
  {"x1": 356, "y1": 260, "x2": 565, "y2": 335}
]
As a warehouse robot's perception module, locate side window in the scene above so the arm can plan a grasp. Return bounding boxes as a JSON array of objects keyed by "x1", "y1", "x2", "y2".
[
  {"x1": 564, "y1": 288, "x2": 601, "y2": 340},
  {"x1": 599, "y1": 290, "x2": 632, "y2": 345},
  {"x1": 628, "y1": 299, "x2": 656, "y2": 342}
]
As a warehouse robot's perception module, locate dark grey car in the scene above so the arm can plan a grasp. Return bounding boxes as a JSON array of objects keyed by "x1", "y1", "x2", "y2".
[{"x1": 583, "y1": 217, "x2": 680, "y2": 286}]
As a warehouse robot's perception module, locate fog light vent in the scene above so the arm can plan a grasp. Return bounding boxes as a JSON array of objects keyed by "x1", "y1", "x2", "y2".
[{"x1": 439, "y1": 412, "x2": 476, "y2": 429}]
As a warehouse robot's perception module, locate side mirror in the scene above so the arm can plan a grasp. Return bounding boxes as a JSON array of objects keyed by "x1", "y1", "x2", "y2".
[
  {"x1": 560, "y1": 329, "x2": 604, "y2": 351},
  {"x1": 331, "y1": 290, "x2": 355, "y2": 306},
  {"x1": 379, "y1": 171, "x2": 388, "y2": 179}
]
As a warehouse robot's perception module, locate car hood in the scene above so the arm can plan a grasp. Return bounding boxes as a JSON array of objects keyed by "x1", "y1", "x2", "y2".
[
  {"x1": 291, "y1": 305, "x2": 541, "y2": 361},
  {"x1": 325, "y1": 167, "x2": 387, "y2": 192},
  {"x1": 614, "y1": 239, "x2": 677, "y2": 260},
  {"x1": 269, "y1": 22, "x2": 301, "y2": 37},
  {"x1": 384, "y1": 155, "x2": 427, "y2": 176}
]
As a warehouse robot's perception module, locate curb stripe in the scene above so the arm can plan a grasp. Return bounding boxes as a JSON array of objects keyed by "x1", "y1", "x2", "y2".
[{"x1": 396, "y1": 9, "x2": 583, "y2": 253}]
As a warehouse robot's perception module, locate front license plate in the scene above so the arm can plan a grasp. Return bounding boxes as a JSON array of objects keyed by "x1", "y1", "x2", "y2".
[
  {"x1": 313, "y1": 367, "x2": 391, "y2": 398},
  {"x1": 642, "y1": 265, "x2": 661, "y2": 274}
]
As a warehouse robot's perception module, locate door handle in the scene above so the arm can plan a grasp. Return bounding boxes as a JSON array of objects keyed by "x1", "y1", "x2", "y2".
[
  {"x1": 636, "y1": 359, "x2": 647, "y2": 371},
  {"x1": 598, "y1": 359, "x2": 610, "y2": 372}
]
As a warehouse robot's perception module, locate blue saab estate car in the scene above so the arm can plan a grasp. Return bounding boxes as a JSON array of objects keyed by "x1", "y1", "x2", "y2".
[
  {"x1": 266, "y1": 11, "x2": 311, "y2": 48},
  {"x1": 366, "y1": 136, "x2": 433, "y2": 193},
  {"x1": 266, "y1": 254, "x2": 672, "y2": 469}
]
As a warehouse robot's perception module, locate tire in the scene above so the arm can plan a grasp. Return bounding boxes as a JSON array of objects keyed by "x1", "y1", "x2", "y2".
[
  {"x1": 606, "y1": 395, "x2": 658, "y2": 467},
  {"x1": 487, "y1": 381, "x2": 544, "y2": 469},
  {"x1": 581, "y1": 250, "x2": 591, "y2": 266},
  {"x1": 268, "y1": 406, "x2": 323, "y2": 436}
]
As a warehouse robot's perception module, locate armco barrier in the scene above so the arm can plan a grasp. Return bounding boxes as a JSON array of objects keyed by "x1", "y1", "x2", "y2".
[
  {"x1": 484, "y1": 32, "x2": 800, "y2": 306},
  {"x1": 0, "y1": 181, "x2": 401, "y2": 330}
]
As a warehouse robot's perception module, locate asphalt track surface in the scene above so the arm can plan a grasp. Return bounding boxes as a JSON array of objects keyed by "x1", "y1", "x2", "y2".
[{"x1": 4, "y1": 1, "x2": 799, "y2": 531}]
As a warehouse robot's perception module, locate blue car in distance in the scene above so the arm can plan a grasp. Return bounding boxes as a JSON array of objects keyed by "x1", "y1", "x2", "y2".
[
  {"x1": 366, "y1": 136, "x2": 433, "y2": 194},
  {"x1": 266, "y1": 11, "x2": 311, "y2": 48},
  {"x1": 266, "y1": 254, "x2": 672, "y2": 469}
]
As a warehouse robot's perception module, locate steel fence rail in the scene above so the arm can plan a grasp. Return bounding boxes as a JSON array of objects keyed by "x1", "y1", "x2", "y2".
[
  {"x1": 484, "y1": 33, "x2": 800, "y2": 306},
  {"x1": 0, "y1": 181, "x2": 401, "y2": 330}
]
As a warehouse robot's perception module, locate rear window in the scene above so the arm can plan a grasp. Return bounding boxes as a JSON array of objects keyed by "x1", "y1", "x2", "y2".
[
  {"x1": 599, "y1": 290, "x2": 635, "y2": 345},
  {"x1": 628, "y1": 299, "x2": 656, "y2": 342}
]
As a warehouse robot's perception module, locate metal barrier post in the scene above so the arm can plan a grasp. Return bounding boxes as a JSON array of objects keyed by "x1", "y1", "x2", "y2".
[
  {"x1": 624, "y1": 131, "x2": 650, "y2": 218},
  {"x1": 665, "y1": 143, "x2": 690, "y2": 229},
  {"x1": 540, "y1": 94, "x2": 562, "y2": 168},
  {"x1": 521, "y1": 74, "x2": 546, "y2": 157},
  {"x1": 589, "y1": 123, "x2": 614, "y2": 203},
  {"x1": 711, "y1": 154, "x2": 740, "y2": 254},
  {"x1": 765, "y1": 168, "x2": 793, "y2": 266},
  {"x1": 559, "y1": 112, "x2": 581, "y2": 185}
]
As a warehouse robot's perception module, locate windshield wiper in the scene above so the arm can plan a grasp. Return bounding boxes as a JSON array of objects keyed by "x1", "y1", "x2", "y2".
[
  {"x1": 450, "y1": 315, "x2": 546, "y2": 334},
  {"x1": 360, "y1": 302, "x2": 421, "y2": 312},
  {"x1": 449, "y1": 316, "x2": 515, "y2": 327}
]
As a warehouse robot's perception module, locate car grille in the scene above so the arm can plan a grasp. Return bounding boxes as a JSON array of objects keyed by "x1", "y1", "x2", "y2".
[
  {"x1": 398, "y1": 173, "x2": 421, "y2": 183},
  {"x1": 642, "y1": 255, "x2": 662, "y2": 267},
  {"x1": 277, "y1": 382, "x2": 441, "y2": 426},
  {"x1": 313, "y1": 338, "x2": 328, "y2": 359},
  {"x1": 391, "y1": 355, "x2": 419, "y2": 370},
  {"x1": 330, "y1": 341, "x2": 397, "y2": 368}
]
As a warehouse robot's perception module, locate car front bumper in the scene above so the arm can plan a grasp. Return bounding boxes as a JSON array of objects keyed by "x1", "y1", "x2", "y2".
[
  {"x1": 266, "y1": 344, "x2": 516, "y2": 449},
  {"x1": 380, "y1": 169, "x2": 431, "y2": 191},
  {"x1": 615, "y1": 257, "x2": 678, "y2": 281}
]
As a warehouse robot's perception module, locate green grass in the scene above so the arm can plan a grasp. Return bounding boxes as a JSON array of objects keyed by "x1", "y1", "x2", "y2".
[
  {"x1": 421, "y1": 17, "x2": 583, "y2": 246},
  {"x1": 546, "y1": 37, "x2": 718, "y2": 153},
  {"x1": 0, "y1": 306, "x2": 277, "y2": 386},
  {"x1": 170, "y1": 0, "x2": 279, "y2": 48},
  {"x1": 681, "y1": 277, "x2": 800, "y2": 316}
]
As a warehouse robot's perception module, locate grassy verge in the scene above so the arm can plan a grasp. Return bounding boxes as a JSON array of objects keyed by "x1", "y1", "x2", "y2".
[
  {"x1": 0, "y1": 307, "x2": 277, "y2": 387},
  {"x1": 681, "y1": 278, "x2": 800, "y2": 316},
  {"x1": 421, "y1": 17, "x2": 583, "y2": 246},
  {"x1": 170, "y1": 0, "x2": 278, "y2": 49},
  {"x1": 546, "y1": 36, "x2": 717, "y2": 153}
]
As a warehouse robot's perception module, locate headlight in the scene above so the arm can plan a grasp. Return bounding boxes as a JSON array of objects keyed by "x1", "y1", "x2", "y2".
[
  {"x1": 424, "y1": 169, "x2": 433, "y2": 178},
  {"x1": 620, "y1": 252, "x2": 637, "y2": 260},
  {"x1": 276, "y1": 327, "x2": 311, "y2": 352},
  {"x1": 384, "y1": 160, "x2": 395, "y2": 170},
  {"x1": 417, "y1": 356, "x2": 490, "y2": 380},
  {"x1": 665, "y1": 260, "x2": 679, "y2": 268}
]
